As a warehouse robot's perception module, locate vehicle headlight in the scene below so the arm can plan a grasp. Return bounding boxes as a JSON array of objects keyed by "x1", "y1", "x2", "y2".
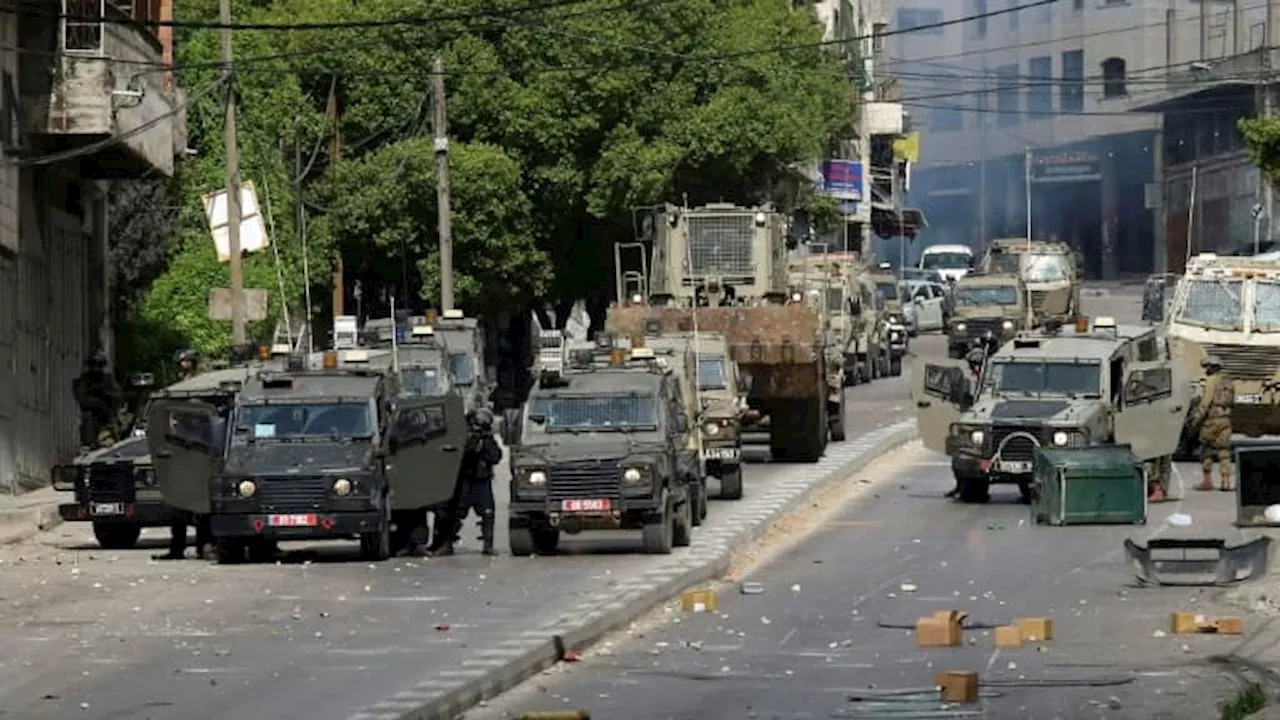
[
  {"x1": 332, "y1": 478, "x2": 352, "y2": 496},
  {"x1": 1002, "y1": 320, "x2": 1014, "y2": 330},
  {"x1": 237, "y1": 480, "x2": 256, "y2": 498},
  {"x1": 791, "y1": 292, "x2": 803, "y2": 303},
  {"x1": 702, "y1": 421, "x2": 720, "y2": 436},
  {"x1": 889, "y1": 315, "x2": 901, "y2": 323},
  {"x1": 1052, "y1": 431, "x2": 1069, "y2": 446},
  {"x1": 970, "y1": 429, "x2": 984, "y2": 444},
  {"x1": 956, "y1": 322, "x2": 967, "y2": 332},
  {"x1": 890, "y1": 331, "x2": 901, "y2": 340},
  {"x1": 526, "y1": 470, "x2": 547, "y2": 486}
]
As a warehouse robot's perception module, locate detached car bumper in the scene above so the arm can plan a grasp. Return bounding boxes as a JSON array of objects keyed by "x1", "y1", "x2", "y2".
[
  {"x1": 59, "y1": 501, "x2": 177, "y2": 526},
  {"x1": 210, "y1": 511, "x2": 383, "y2": 539}
]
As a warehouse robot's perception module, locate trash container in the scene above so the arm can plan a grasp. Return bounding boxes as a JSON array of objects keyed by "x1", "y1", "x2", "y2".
[
  {"x1": 1232, "y1": 437, "x2": 1280, "y2": 527},
  {"x1": 1031, "y1": 445, "x2": 1146, "y2": 526}
]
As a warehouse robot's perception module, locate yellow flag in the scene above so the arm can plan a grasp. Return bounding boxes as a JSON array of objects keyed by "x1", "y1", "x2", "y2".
[{"x1": 893, "y1": 132, "x2": 920, "y2": 162}]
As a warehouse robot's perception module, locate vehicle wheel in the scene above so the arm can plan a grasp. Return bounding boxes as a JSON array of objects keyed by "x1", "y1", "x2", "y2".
[
  {"x1": 532, "y1": 525, "x2": 560, "y2": 555},
  {"x1": 958, "y1": 476, "x2": 991, "y2": 504},
  {"x1": 92, "y1": 522, "x2": 141, "y2": 550},
  {"x1": 719, "y1": 465, "x2": 744, "y2": 500},
  {"x1": 641, "y1": 502, "x2": 674, "y2": 555},
  {"x1": 673, "y1": 499, "x2": 693, "y2": 548},
  {"x1": 215, "y1": 538, "x2": 245, "y2": 564},
  {"x1": 870, "y1": 351, "x2": 881, "y2": 380},
  {"x1": 889, "y1": 357, "x2": 902, "y2": 376},
  {"x1": 509, "y1": 524, "x2": 535, "y2": 557},
  {"x1": 360, "y1": 524, "x2": 391, "y2": 561}
]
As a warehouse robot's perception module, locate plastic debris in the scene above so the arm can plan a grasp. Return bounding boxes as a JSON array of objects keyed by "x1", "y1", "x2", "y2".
[
  {"x1": 791, "y1": 583, "x2": 801, "y2": 593},
  {"x1": 1168, "y1": 513, "x2": 1192, "y2": 527},
  {"x1": 901, "y1": 583, "x2": 918, "y2": 593},
  {"x1": 740, "y1": 582, "x2": 764, "y2": 595}
]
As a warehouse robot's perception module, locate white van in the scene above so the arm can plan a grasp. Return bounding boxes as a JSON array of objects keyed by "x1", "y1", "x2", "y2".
[{"x1": 918, "y1": 244, "x2": 974, "y2": 283}]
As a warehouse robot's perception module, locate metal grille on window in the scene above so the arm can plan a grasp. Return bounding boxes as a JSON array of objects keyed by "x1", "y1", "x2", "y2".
[
  {"x1": 63, "y1": 0, "x2": 104, "y2": 53},
  {"x1": 536, "y1": 397, "x2": 654, "y2": 428},
  {"x1": 686, "y1": 215, "x2": 753, "y2": 277}
]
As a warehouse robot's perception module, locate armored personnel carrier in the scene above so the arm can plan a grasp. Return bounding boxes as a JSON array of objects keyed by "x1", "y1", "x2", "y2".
[
  {"x1": 981, "y1": 238, "x2": 1080, "y2": 324},
  {"x1": 607, "y1": 203, "x2": 837, "y2": 461}
]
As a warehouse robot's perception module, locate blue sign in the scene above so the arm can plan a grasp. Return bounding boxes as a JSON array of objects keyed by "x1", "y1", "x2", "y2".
[
  {"x1": 819, "y1": 160, "x2": 864, "y2": 201},
  {"x1": 395, "y1": 326, "x2": 406, "y2": 343}
]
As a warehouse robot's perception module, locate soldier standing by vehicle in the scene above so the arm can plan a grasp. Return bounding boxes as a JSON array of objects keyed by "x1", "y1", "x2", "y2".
[
  {"x1": 945, "y1": 339, "x2": 989, "y2": 499},
  {"x1": 155, "y1": 349, "x2": 214, "y2": 560},
  {"x1": 73, "y1": 348, "x2": 121, "y2": 449},
  {"x1": 433, "y1": 408, "x2": 502, "y2": 556},
  {"x1": 1193, "y1": 356, "x2": 1235, "y2": 492}
]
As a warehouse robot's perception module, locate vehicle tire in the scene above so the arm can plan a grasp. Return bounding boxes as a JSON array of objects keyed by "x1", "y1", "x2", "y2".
[
  {"x1": 673, "y1": 499, "x2": 693, "y2": 548},
  {"x1": 509, "y1": 524, "x2": 535, "y2": 557},
  {"x1": 641, "y1": 501, "x2": 674, "y2": 555},
  {"x1": 719, "y1": 465, "x2": 744, "y2": 500},
  {"x1": 360, "y1": 524, "x2": 391, "y2": 561},
  {"x1": 889, "y1": 357, "x2": 902, "y2": 376},
  {"x1": 958, "y1": 476, "x2": 991, "y2": 504},
  {"x1": 92, "y1": 522, "x2": 141, "y2": 550},
  {"x1": 215, "y1": 538, "x2": 245, "y2": 564},
  {"x1": 870, "y1": 351, "x2": 881, "y2": 380},
  {"x1": 532, "y1": 525, "x2": 561, "y2": 555},
  {"x1": 830, "y1": 411, "x2": 847, "y2": 442}
]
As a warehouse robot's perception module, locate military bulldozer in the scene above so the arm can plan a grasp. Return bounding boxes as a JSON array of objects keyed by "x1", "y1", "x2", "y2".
[{"x1": 607, "y1": 203, "x2": 836, "y2": 462}]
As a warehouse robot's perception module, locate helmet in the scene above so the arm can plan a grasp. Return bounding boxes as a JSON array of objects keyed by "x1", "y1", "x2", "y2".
[
  {"x1": 965, "y1": 347, "x2": 985, "y2": 365},
  {"x1": 471, "y1": 407, "x2": 494, "y2": 429},
  {"x1": 175, "y1": 349, "x2": 200, "y2": 365},
  {"x1": 1201, "y1": 355, "x2": 1222, "y2": 369}
]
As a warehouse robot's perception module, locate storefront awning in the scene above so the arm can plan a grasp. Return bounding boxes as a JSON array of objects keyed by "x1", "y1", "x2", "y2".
[{"x1": 870, "y1": 205, "x2": 927, "y2": 239}]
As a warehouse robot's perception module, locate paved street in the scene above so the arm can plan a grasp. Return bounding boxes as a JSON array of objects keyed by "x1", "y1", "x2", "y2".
[{"x1": 468, "y1": 446, "x2": 1248, "y2": 720}]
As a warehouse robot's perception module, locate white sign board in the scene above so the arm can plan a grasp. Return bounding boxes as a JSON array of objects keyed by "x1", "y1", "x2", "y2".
[
  {"x1": 208, "y1": 288, "x2": 268, "y2": 321},
  {"x1": 203, "y1": 181, "x2": 270, "y2": 262}
]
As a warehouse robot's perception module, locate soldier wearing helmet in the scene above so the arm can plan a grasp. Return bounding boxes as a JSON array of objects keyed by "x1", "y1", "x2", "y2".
[
  {"x1": 432, "y1": 406, "x2": 502, "y2": 556},
  {"x1": 175, "y1": 349, "x2": 201, "y2": 380},
  {"x1": 72, "y1": 348, "x2": 121, "y2": 449},
  {"x1": 1192, "y1": 355, "x2": 1235, "y2": 493}
]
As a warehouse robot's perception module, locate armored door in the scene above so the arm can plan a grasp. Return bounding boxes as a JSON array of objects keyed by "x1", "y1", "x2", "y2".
[
  {"x1": 912, "y1": 359, "x2": 970, "y2": 454},
  {"x1": 384, "y1": 394, "x2": 467, "y2": 510},
  {"x1": 1115, "y1": 361, "x2": 1190, "y2": 460},
  {"x1": 146, "y1": 400, "x2": 218, "y2": 513}
]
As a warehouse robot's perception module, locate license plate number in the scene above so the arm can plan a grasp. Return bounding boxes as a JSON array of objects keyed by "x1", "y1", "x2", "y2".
[
  {"x1": 997, "y1": 460, "x2": 1031, "y2": 473},
  {"x1": 268, "y1": 513, "x2": 317, "y2": 527},
  {"x1": 91, "y1": 502, "x2": 123, "y2": 516},
  {"x1": 561, "y1": 499, "x2": 610, "y2": 513},
  {"x1": 1237, "y1": 394, "x2": 1262, "y2": 404},
  {"x1": 703, "y1": 447, "x2": 740, "y2": 460}
]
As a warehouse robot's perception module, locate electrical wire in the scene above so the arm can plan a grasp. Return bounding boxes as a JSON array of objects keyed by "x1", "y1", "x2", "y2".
[{"x1": 4, "y1": 70, "x2": 231, "y2": 167}]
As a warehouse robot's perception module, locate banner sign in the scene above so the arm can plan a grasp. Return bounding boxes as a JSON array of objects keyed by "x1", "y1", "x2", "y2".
[
  {"x1": 819, "y1": 160, "x2": 864, "y2": 201},
  {"x1": 1030, "y1": 150, "x2": 1102, "y2": 183}
]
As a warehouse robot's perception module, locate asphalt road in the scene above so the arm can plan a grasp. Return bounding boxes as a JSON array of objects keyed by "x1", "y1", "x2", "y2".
[{"x1": 468, "y1": 447, "x2": 1249, "y2": 720}]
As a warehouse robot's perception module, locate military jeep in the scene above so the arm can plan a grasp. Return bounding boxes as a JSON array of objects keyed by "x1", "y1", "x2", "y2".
[
  {"x1": 946, "y1": 274, "x2": 1031, "y2": 359},
  {"x1": 913, "y1": 317, "x2": 1187, "y2": 503}
]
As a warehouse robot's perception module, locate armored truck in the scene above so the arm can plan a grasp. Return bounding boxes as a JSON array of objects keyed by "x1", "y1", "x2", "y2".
[
  {"x1": 608, "y1": 203, "x2": 837, "y2": 462},
  {"x1": 148, "y1": 352, "x2": 466, "y2": 563},
  {"x1": 981, "y1": 238, "x2": 1080, "y2": 324},
  {"x1": 793, "y1": 253, "x2": 889, "y2": 387},
  {"x1": 1163, "y1": 253, "x2": 1280, "y2": 451},
  {"x1": 913, "y1": 317, "x2": 1187, "y2": 503},
  {"x1": 503, "y1": 339, "x2": 700, "y2": 555},
  {"x1": 946, "y1": 274, "x2": 1031, "y2": 359}
]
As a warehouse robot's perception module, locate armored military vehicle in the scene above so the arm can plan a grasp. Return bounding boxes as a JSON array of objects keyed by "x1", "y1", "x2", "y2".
[
  {"x1": 1162, "y1": 253, "x2": 1280, "y2": 453},
  {"x1": 866, "y1": 264, "x2": 911, "y2": 346},
  {"x1": 148, "y1": 352, "x2": 466, "y2": 563},
  {"x1": 434, "y1": 309, "x2": 492, "y2": 412},
  {"x1": 946, "y1": 274, "x2": 1031, "y2": 359},
  {"x1": 503, "y1": 337, "x2": 701, "y2": 555},
  {"x1": 913, "y1": 317, "x2": 1187, "y2": 503},
  {"x1": 608, "y1": 203, "x2": 837, "y2": 461},
  {"x1": 646, "y1": 330, "x2": 746, "y2": 500},
  {"x1": 792, "y1": 253, "x2": 889, "y2": 388},
  {"x1": 981, "y1": 238, "x2": 1080, "y2": 324}
]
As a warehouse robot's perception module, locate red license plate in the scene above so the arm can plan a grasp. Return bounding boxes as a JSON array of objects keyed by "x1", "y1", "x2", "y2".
[
  {"x1": 268, "y1": 513, "x2": 317, "y2": 527},
  {"x1": 561, "y1": 498, "x2": 610, "y2": 513}
]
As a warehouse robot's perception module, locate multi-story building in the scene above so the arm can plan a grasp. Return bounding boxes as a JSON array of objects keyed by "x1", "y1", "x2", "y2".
[
  {"x1": 0, "y1": 0, "x2": 185, "y2": 491},
  {"x1": 887, "y1": 0, "x2": 1260, "y2": 277}
]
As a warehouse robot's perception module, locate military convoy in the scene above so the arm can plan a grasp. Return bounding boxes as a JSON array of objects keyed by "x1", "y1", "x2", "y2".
[
  {"x1": 981, "y1": 238, "x2": 1080, "y2": 324},
  {"x1": 945, "y1": 274, "x2": 1030, "y2": 359},
  {"x1": 913, "y1": 317, "x2": 1187, "y2": 504}
]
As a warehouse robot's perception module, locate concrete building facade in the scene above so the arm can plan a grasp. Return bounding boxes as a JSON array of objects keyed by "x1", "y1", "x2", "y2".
[
  {"x1": 0, "y1": 0, "x2": 184, "y2": 492},
  {"x1": 887, "y1": 0, "x2": 1273, "y2": 277}
]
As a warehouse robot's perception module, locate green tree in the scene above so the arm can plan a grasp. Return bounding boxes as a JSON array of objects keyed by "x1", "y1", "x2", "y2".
[{"x1": 1240, "y1": 115, "x2": 1280, "y2": 187}]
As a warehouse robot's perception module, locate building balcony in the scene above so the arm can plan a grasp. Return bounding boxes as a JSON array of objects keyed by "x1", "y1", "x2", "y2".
[{"x1": 20, "y1": 0, "x2": 184, "y2": 178}]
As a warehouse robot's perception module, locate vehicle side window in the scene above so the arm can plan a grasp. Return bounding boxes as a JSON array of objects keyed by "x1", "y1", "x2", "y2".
[
  {"x1": 914, "y1": 286, "x2": 929, "y2": 300},
  {"x1": 1125, "y1": 367, "x2": 1173, "y2": 405}
]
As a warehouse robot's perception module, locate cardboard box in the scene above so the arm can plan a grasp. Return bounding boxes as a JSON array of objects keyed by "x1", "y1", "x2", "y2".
[
  {"x1": 1210, "y1": 617, "x2": 1244, "y2": 635},
  {"x1": 1016, "y1": 617, "x2": 1053, "y2": 641},
  {"x1": 994, "y1": 625, "x2": 1023, "y2": 648},
  {"x1": 680, "y1": 589, "x2": 716, "y2": 613},
  {"x1": 1171, "y1": 612, "x2": 1207, "y2": 634},
  {"x1": 916, "y1": 610, "x2": 967, "y2": 648},
  {"x1": 935, "y1": 671, "x2": 980, "y2": 703}
]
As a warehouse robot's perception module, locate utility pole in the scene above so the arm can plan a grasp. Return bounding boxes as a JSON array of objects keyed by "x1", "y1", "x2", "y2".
[
  {"x1": 220, "y1": 0, "x2": 245, "y2": 344},
  {"x1": 433, "y1": 56, "x2": 454, "y2": 311},
  {"x1": 327, "y1": 83, "x2": 344, "y2": 318}
]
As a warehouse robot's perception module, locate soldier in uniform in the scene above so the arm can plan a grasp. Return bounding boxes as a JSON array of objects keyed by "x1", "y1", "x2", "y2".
[
  {"x1": 73, "y1": 348, "x2": 120, "y2": 449},
  {"x1": 1193, "y1": 355, "x2": 1235, "y2": 492},
  {"x1": 155, "y1": 349, "x2": 214, "y2": 560},
  {"x1": 432, "y1": 407, "x2": 502, "y2": 556},
  {"x1": 945, "y1": 339, "x2": 989, "y2": 500}
]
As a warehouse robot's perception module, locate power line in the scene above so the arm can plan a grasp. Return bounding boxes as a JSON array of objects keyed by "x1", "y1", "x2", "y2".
[{"x1": 901, "y1": 94, "x2": 1256, "y2": 118}]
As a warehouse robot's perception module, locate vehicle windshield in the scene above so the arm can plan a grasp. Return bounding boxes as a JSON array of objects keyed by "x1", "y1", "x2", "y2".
[
  {"x1": 825, "y1": 288, "x2": 844, "y2": 314},
  {"x1": 1175, "y1": 278, "x2": 1242, "y2": 329},
  {"x1": 697, "y1": 356, "x2": 727, "y2": 390},
  {"x1": 1253, "y1": 281, "x2": 1280, "y2": 332},
  {"x1": 954, "y1": 285, "x2": 1018, "y2": 307},
  {"x1": 401, "y1": 366, "x2": 446, "y2": 396},
  {"x1": 875, "y1": 282, "x2": 899, "y2": 302},
  {"x1": 988, "y1": 360, "x2": 1101, "y2": 397},
  {"x1": 988, "y1": 253, "x2": 1021, "y2": 274},
  {"x1": 529, "y1": 394, "x2": 658, "y2": 431},
  {"x1": 238, "y1": 402, "x2": 374, "y2": 439},
  {"x1": 1023, "y1": 253, "x2": 1069, "y2": 283},
  {"x1": 449, "y1": 352, "x2": 475, "y2": 385},
  {"x1": 921, "y1": 252, "x2": 971, "y2": 270}
]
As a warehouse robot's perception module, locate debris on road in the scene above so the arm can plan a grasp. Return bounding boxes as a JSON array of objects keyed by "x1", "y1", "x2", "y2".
[
  {"x1": 916, "y1": 611, "x2": 966, "y2": 647},
  {"x1": 1015, "y1": 617, "x2": 1053, "y2": 641},
  {"x1": 936, "y1": 671, "x2": 980, "y2": 703},
  {"x1": 994, "y1": 626, "x2": 1021, "y2": 648},
  {"x1": 739, "y1": 581, "x2": 764, "y2": 595},
  {"x1": 1125, "y1": 536, "x2": 1270, "y2": 586},
  {"x1": 1171, "y1": 612, "x2": 1244, "y2": 635},
  {"x1": 518, "y1": 712, "x2": 591, "y2": 720},
  {"x1": 680, "y1": 589, "x2": 716, "y2": 613}
]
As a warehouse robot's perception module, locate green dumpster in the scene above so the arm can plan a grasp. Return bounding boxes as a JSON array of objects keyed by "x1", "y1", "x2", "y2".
[
  {"x1": 1031, "y1": 445, "x2": 1146, "y2": 526},
  {"x1": 1232, "y1": 437, "x2": 1280, "y2": 527}
]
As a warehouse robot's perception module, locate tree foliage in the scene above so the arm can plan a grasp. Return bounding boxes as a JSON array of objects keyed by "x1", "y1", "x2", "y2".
[
  {"x1": 1240, "y1": 116, "x2": 1280, "y2": 187},
  {"x1": 115, "y1": 0, "x2": 852, "y2": 371}
]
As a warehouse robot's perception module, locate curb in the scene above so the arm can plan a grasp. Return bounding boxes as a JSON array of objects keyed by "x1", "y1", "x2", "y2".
[
  {"x1": 349, "y1": 420, "x2": 919, "y2": 720},
  {"x1": 0, "y1": 503, "x2": 62, "y2": 545}
]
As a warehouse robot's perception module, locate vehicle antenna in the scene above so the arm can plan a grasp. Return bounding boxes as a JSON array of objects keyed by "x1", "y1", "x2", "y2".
[
  {"x1": 390, "y1": 296, "x2": 400, "y2": 376},
  {"x1": 682, "y1": 200, "x2": 701, "y2": 413}
]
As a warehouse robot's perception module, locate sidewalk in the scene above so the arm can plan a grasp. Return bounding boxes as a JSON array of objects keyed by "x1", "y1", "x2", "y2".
[{"x1": 0, "y1": 485, "x2": 62, "y2": 544}]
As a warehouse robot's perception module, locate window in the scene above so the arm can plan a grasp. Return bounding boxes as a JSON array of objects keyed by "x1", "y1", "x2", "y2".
[
  {"x1": 1175, "y1": 279, "x2": 1243, "y2": 329},
  {"x1": 1027, "y1": 56, "x2": 1052, "y2": 114},
  {"x1": 931, "y1": 76, "x2": 964, "y2": 131},
  {"x1": 0, "y1": 72, "x2": 15, "y2": 151},
  {"x1": 239, "y1": 403, "x2": 375, "y2": 439},
  {"x1": 448, "y1": 352, "x2": 475, "y2": 385},
  {"x1": 697, "y1": 356, "x2": 727, "y2": 390},
  {"x1": 1008, "y1": 0, "x2": 1019, "y2": 28},
  {"x1": 897, "y1": 8, "x2": 944, "y2": 33},
  {"x1": 996, "y1": 64, "x2": 1019, "y2": 126},
  {"x1": 1101, "y1": 57, "x2": 1127, "y2": 97},
  {"x1": 972, "y1": 0, "x2": 987, "y2": 36},
  {"x1": 1060, "y1": 50, "x2": 1084, "y2": 113}
]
